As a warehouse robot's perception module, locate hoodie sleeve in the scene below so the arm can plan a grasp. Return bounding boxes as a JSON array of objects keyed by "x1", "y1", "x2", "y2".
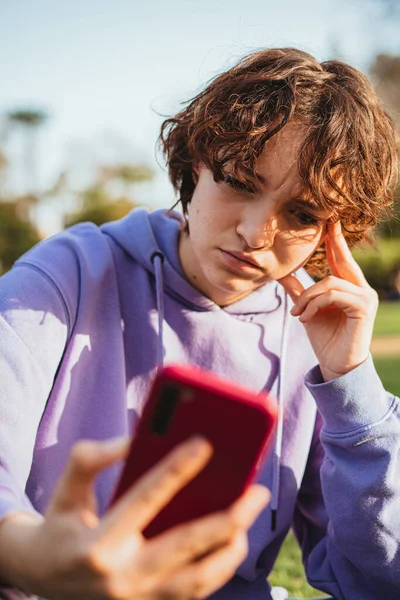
[
  {"x1": 0, "y1": 223, "x2": 119, "y2": 598},
  {"x1": 293, "y1": 355, "x2": 400, "y2": 600},
  {"x1": 0, "y1": 263, "x2": 70, "y2": 598}
]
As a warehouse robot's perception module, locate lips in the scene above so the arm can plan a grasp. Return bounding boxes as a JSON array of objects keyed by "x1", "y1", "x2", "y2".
[{"x1": 222, "y1": 250, "x2": 264, "y2": 270}]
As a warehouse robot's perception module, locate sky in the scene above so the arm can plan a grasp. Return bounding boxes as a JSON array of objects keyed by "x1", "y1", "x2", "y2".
[{"x1": 1, "y1": 0, "x2": 400, "y2": 233}]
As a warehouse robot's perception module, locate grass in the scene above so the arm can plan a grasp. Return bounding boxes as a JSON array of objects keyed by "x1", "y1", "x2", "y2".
[
  {"x1": 374, "y1": 355, "x2": 400, "y2": 395},
  {"x1": 353, "y1": 237, "x2": 400, "y2": 267},
  {"x1": 269, "y1": 532, "x2": 327, "y2": 598},
  {"x1": 352, "y1": 238, "x2": 400, "y2": 296},
  {"x1": 269, "y1": 354, "x2": 399, "y2": 598},
  {"x1": 373, "y1": 302, "x2": 400, "y2": 337}
]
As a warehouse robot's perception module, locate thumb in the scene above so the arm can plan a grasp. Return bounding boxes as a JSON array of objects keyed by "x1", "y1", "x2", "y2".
[
  {"x1": 277, "y1": 273, "x2": 305, "y2": 303},
  {"x1": 49, "y1": 437, "x2": 130, "y2": 516}
]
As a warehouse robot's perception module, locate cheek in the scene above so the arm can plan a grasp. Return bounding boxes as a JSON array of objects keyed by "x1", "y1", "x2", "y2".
[
  {"x1": 187, "y1": 196, "x2": 217, "y2": 253},
  {"x1": 277, "y1": 229, "x2": 325, "y2": 265},
  {"x1": 300, "y1": 235, "x2": 325, "y2": 263},
  {"x1": 190, "y1": 190, "x2": 233, "y2": 238}
]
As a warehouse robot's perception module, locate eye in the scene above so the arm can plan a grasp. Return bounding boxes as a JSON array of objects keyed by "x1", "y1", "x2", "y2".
[
  {"x1": 288, "y1": 208, "x2": 322, "y2": 228},
  {"x1": 223, "y1": 176, "x2": 255, "y2": 194}
]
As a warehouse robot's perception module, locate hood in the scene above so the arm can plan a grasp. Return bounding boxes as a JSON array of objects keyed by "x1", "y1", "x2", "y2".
[
  {"x1": 101, "y1": 207, "x2": 282, "y2": 315},
  {"x1": 102, "y1": 206, "x2": 302, "y2": 532}
]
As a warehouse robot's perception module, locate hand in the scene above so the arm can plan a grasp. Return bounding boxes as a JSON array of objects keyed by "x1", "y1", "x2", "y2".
[
  {"x1": 278, "y1": 220, "x2": 378, "y2": 382},
  {"x1": 7, "y1": 437, "x2": 269, "y2": 600}
]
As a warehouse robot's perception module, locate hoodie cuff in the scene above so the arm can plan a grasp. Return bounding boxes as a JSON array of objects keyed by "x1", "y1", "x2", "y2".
[{"x1": 305, "y1": 354, "x2": 393, "y2": 434}]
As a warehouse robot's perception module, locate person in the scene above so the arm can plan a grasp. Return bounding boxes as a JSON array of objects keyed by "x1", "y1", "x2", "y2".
[{"x1": 0, "y1": 47, "x2": 399, "y2": 600}]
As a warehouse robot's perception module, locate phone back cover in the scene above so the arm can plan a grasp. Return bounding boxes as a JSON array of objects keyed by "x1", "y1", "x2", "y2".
[{"x1": 110, "y1": 364, "x2": 277, "y2": 537}]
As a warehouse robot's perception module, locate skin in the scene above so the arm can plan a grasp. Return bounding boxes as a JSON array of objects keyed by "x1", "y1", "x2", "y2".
[
  {"x1": 179, "y1": 125, "x2": 331, "y2": 307},
  {"x1": 0, "y1": 438, "x2": 269, "y2": 599},
  {"x1": 0, "y1": 125, "x2": 378, "y2": 598},
  {"x1": 179, "y1": 125, "x2": 379, "y2": 382},
  {"x1": 281, "y1": 222, "x2": 378, "y2": 383}
]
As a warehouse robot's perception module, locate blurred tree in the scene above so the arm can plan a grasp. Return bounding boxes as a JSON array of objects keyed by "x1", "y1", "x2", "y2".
[
  {"x1": 0, "y1": 200, "x2": 41, "y2": 274},
  {"x1": 0, "y1": 111, "x2": 154, "y2": 271},
  {"x1": 64, "y1": 162, "x2": 153, "y2": 228},
  {"x1": 99, "y1": 163, "x2": 153, "y2": 187},
  {"x1": 0, "y1": 150, "x2": 7, "y2": 173},
  {"x1": 7, "y1": 109, "x2": 48, "y2": 223},
  {"x1": 0, "y1": 149, "x2": 8, "y2": 198},
  {"x1": 64, "y1": 185, "x2": 137, "y2": 228},
  {"x1": 369, "y1": 54, "x2": 400, "y2": 236},
  {"x1": 370, "y1": 54, "x2": 400, "y2": 130}
]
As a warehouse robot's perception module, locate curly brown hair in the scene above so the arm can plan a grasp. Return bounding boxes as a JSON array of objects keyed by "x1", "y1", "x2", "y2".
[{"x1": 159, "y1": 47, "x2": 399, "y2": 277}]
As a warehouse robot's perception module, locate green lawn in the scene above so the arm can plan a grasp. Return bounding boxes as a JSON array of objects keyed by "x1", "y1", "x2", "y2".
[
  {"x1": 349, "y1": 237, "x2": 400, "y2": 335},
  {"x1": 269, "y1": 531, "x2": 328, "y2": 598},
  {"x1": 374, "y1": 355, "x2": 400, "y2": 395},
  {"x1": 352, "y1": 237, "x2": 400, "y2": 296},
  {"x1": 353, "y1": 237, "x2": 400, "y2": 269},
  {"x1": 269, "y1": 354, "x2": 399, "y2": 598},
  {"x1": 374, "y1": 302, "x2": 400, "y2": 336}
]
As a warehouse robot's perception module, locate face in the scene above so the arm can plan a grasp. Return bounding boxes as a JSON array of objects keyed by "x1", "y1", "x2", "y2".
[{"x1": 178, "y1": 124, "x2": 330, "y2": 306}]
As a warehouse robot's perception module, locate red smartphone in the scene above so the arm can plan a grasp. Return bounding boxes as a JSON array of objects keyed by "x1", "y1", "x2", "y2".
[{"x1": 109, "y1": 363, "x2": 277, "y2": 537}]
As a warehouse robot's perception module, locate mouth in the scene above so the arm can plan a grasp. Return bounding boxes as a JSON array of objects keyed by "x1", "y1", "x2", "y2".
[{"x1": 221, "y1": 250, "x2": 265, "y2": 272}]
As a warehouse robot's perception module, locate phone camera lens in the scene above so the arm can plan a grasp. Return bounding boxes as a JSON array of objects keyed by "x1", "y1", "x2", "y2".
[{"x1": 150, "y1": 384, "x2": 179, "y2": 435}]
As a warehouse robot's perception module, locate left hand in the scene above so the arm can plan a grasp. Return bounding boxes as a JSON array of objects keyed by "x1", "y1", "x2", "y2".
[{"x1": 278, "y1": 220, "x2": 379, "y2": 382}]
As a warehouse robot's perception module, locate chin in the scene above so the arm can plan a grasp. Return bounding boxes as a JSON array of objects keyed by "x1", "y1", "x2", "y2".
[{"x1": 216, "y1": 278, "x2": 259, "y2": 295}]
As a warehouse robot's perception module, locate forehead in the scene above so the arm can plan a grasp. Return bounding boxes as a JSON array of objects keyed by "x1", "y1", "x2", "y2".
[{"x1": 256, "y1": 124, "x2": 305, "y2": 192}]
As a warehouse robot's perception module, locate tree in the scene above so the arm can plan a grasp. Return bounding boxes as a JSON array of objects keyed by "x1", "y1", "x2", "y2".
[
  {"x1": 0, "y1": 149, "x2": 7, "y2": 199},
  {"x1": 0, "y1": 200, "x2": 41, "y2": 274},
  {"x1": 6, "y1": 108, "x2": 48, "y2": 224},
  {"x1": 64, "y1": 185, "x2": 138, "y2": 228},
  {"x1": 64, "y1": 162, "x2": 153, "y2": 228},
  {"x1": 370, "y1": 54, "x2": 400, "y2": 131},
  {"x1": 99, "y1": 163, "x2": 153, "y2": 190},
  {"x1": 369, "y1": 53, "x2": 400, "y2": 236}
]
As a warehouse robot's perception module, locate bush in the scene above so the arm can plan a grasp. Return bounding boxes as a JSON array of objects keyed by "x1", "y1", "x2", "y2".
[
  {"x1": 0, "y1": 201, "x2": 41, "y2": 273},
  {"x1": 352, "y1": 238, "x2": 400, "y2": 298}
]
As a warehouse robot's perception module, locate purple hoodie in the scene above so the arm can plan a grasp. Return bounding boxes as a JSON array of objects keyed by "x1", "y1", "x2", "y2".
[{"x1": 0, "y1": 208, "x2": 399, "y2": 600}]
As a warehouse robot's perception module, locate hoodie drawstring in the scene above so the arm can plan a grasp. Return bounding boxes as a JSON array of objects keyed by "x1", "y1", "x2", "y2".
[
  {"x1": 151, "y1": 252, "x2": 165, "y2": 368},
  {"x1": 270, "y1": 292, "x2": 289, "y2": 531},
  {"x1": 151, "y1": 248, "x2": 288, "y2": 532}
]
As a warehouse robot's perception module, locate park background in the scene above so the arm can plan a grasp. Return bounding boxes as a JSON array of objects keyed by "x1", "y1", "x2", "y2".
[{"x1": 1, "y1": 1, "x2": 400, "y2": 597}]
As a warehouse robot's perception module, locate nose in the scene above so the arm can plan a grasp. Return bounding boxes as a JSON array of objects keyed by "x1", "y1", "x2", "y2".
[{"x1": 236, "y1": 206, "x2": 277, "y2": 250}]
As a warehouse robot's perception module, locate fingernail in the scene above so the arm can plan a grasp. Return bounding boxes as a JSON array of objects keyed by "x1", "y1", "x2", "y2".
[{"x1": 290, "y1": 305, "x2": 297, "y2": 315}]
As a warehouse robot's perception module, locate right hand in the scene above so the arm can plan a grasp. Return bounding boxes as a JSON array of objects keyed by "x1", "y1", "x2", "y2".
[{"x1": 10, "y1": 437, "x2": 269, "y2": 599}]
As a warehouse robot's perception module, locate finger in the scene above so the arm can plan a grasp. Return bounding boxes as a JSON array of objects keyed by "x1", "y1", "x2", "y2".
[
  {"x1": 50, "y1": 438, "x2": 130, "y2": 515},
  {"x1": 327, "y1": 220, "x2": 368, "y2": 287},
  {"x1": 298, "y1": 290, "x2": 374, "y2": 323},
  {"x1": 325, "y1": 236, "x2": 341, "y2": 278},
  {"x1": 228, "y1": 484, "x2": 270, "y2": 529},
  {"x1": 139, "y1": 484, "x2": 269, "y2": 577},
  {"x1": 100, "y1": 437, "x2": 213, "y2": 538},
  {"x1": 278, "y1": 273, "x2": 305, "y2": 304},
  {"x1": 290, "y1": 275, "x2": 366, "y2": 316},
  {"x1": 159, "y1": 531, "x2": 249, "y2": 600}
]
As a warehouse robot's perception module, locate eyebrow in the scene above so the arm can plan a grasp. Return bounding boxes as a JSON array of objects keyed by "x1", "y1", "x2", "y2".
[
  {"x1": 293, "y1": 198, "x2": 322, "y2": 211},
  {"x1": 255, "y1": 173, "x2": 322, "y2": 211}
]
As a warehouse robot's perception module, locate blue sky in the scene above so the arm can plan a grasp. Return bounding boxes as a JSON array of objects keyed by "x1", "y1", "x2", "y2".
[{"x1": 1, "y1": 0, "x2": 399, "y2": 232}]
